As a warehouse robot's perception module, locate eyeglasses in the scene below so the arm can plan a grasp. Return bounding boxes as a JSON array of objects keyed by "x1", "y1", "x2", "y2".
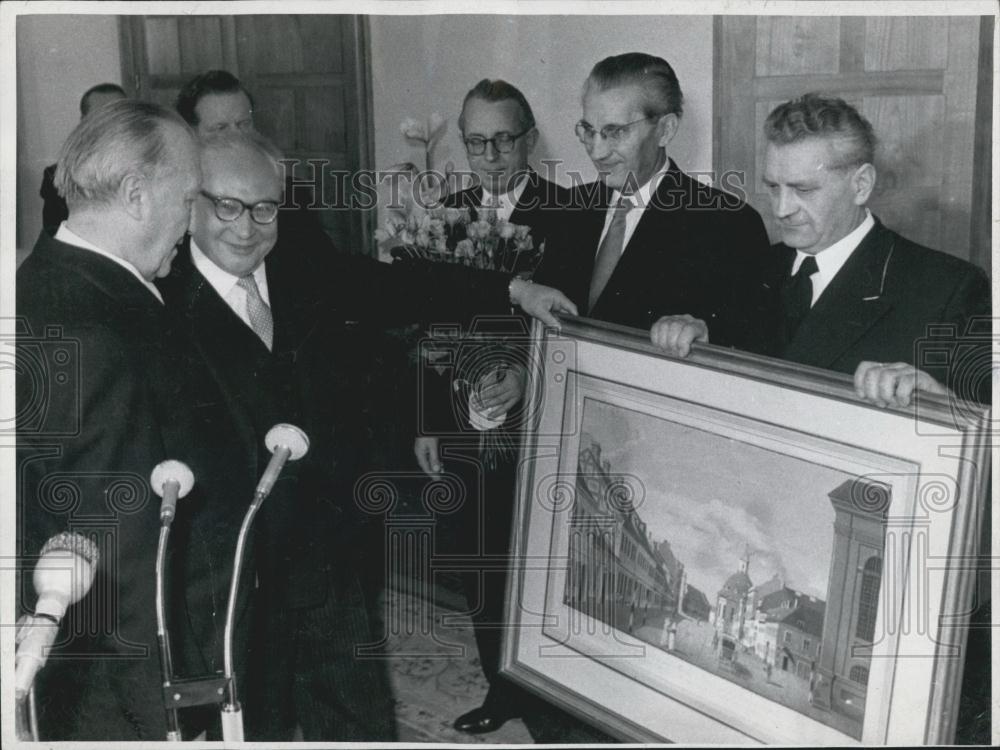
[
  {"x1": 463, "y1": 128, "x2": 532, "y2": 156},
  {"x1": 575, "y1": 115, "x2": 660, "y2": 146},
  {"x1": 200, "y1": 190, "x2": 279, "y2": 225}
]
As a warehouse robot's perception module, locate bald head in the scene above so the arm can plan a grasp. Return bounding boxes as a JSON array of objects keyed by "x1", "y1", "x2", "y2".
[{"x1": 191, "y1": 131, "x2": 285, "y2": 277}]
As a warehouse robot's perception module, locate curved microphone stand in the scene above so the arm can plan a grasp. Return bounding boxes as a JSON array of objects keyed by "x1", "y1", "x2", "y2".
[
  {"x1": 150, "y1": 460, "x2": 195, "y2": 742},
  {"x1": 221, "y1": 423, "x2": 309, "y2": 742}
]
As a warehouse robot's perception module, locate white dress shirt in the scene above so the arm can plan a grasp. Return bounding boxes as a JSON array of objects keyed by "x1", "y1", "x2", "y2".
[
  {"x1": 55, "y1": 223, "x2": 164, "y2": 303},
  {"x1": 480, "y1": 174, "x2": 528, "y2": 222},
  {"x1": 190, "y1": 239, "x2": 270, "y2": 333},
  {"x1": 596, "y1": 163, "x2": 670, "y2": 258},
  {"x1": 792, "y1": 209, "x2": 875, "y2": 306}
]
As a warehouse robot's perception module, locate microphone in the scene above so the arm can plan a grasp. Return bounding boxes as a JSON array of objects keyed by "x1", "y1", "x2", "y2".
[
  {"x1": 220, "y1": 423, "x2": 309, "y2": 741},
  {"x1": 15, "y1": 532, "x2": 100, "y2": 698},
  {"x1": 150, "y1": 460, "x2": 195, "y2": 524},
  {"x1": 255, "y1": 423, "x2": 310, "y2": 500}
]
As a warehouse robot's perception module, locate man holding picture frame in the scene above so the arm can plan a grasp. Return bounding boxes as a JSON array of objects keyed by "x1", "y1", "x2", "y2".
[{"x1": 650, "y1": 92, "x2": 991, "y2": 743}]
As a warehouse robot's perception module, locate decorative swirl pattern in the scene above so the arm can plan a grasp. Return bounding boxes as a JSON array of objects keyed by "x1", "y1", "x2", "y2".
[
  {"x1": 919, "y1": 478, "x2": 956, "y2": 514},
  {"x1": 105, "y1": 475, "x2": 148, "y2": 514},
  {"x1": 354, "y1": 474, "x2": 399, "y2": 515},
  {"x1": 606, "y1": 474, "x2": 645, "y2": 513},
  {"x1": 536, "y1": 474, "x2": 576, "y2": 513},
  {"x1": 37, "y1": 475, "x2": 82, "y2": 514},
  {"x1": 421, "y1": 475, "x2": 465, "y2": 515},
  {"x1": 849, "y1": 478, "x2": 892, "y2": 514}
]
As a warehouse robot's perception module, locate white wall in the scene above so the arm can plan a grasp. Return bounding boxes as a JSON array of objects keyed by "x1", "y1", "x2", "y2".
[
  {"x1": 16, "y1": 15, "x2": 121, "y2": 257},
  {"x1": 369, "y1": 14, "x2": 715, "y2": 188}
]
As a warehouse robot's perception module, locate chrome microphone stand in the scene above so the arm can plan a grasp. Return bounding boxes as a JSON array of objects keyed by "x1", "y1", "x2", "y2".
[
  {"x1": 151, "y1": 460, "x2": 195, "y2": 741},
  {"x1": 220, "y1": 424, "x2": 309, "y2": 742}
]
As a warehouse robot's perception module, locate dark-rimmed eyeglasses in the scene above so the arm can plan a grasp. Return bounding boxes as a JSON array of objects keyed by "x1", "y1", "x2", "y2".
[
  {"x1": 574, "y1": 115, "x2": 660, "y2": 146},
  {"x1": 200, "y1": 190, "x2": 279, "y2": 225},
  {"x1": 463, "y1": 128, "x2": 532, "y2": 156}
]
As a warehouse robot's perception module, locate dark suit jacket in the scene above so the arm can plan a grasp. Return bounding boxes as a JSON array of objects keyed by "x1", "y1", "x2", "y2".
[
  {"x1": 40, "y1": 164, "x2": 68, "y2": 235},
  {"x1": 158, "y1": 236, "x2": 518, "y2": 611},
  {"x1": 446, "y1": 171, "x2": 573, "y2": 269},
  {"x1": 422, "y1": 172, "x2": 574, "y2": 437},
  {"x1": 533, "y1": 159, "x2": 771, "y2": 348},
  {"x1": 759, "y1": 220, "x2": 991, "y2": 403},
  {"x1": 16, "y1": 231, "x2": 217, "y2": 740}
]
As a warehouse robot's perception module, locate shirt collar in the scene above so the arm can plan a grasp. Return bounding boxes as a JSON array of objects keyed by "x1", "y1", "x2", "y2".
[
  {"x1": 793, "y1": 209, "x2": 875, "y2": 278},
  {"x1": 190, "y1": 239, "x2": 269, "y2": 304},
  {"x1": 55, "y1": 222, "x2": 164, "y2": 304},
  {"x1": 611, "y1": 159, "x2": 669, "y2": 210},
  {"x1": 481, "y1": 172, "x2": 529, "y2": 212}
]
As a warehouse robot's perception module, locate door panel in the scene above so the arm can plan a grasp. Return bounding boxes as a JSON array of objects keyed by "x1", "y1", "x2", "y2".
[
  {"x1": 716, "y1": 15, "x2": 991, "y2": 272},
  {"x1": 120, "y1": 14, "x2": 373, "y2": 255}
]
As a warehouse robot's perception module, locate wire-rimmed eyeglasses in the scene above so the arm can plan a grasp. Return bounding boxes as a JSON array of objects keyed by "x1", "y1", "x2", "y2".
[
  {"x1": 574, "y1": 115, "x2": 660, "y2": 146},
  {"x1": 200, "y1": 190, "x2": 279, "y2": 225}
]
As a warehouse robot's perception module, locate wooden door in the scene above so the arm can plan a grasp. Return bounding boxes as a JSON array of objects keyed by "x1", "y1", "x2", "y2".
[
  {"x1": 715, "y1": 16, "x2": 992, "y2": 272},
  {"x1": 119, "y1": 14, "x2": 374, "y2": 255}
]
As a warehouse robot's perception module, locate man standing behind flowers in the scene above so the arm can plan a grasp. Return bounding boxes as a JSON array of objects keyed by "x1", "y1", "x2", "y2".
[{"x1": 412, "y1": 79, "x2": 573, "y2": 736}]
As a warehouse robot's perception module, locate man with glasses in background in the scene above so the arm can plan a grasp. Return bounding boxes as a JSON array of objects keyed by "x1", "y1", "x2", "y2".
[
  {"x1": 535, "y1": 52, "x2": 771, "y2": 351},
  {"x1": 413, "y1": 79, "x2": 573, "y2": 736}
]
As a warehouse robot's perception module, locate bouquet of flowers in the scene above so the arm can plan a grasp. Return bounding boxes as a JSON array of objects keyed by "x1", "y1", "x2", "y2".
[
  {"x1": 375, "y1": 116, "x2": 546, "y2": 467},
  {"x1": 376, "y1": 204, "x2": 541, "y2": 275}
]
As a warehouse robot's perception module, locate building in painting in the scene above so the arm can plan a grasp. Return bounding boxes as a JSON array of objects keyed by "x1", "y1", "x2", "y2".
[
  {"x1": 750, "y1": 580, "x2": 825, "y2": 679},
  {"x1": 811, "y1": 478, "x2": 888, "y2": 720},
  {"x1": 564, "y1": 434, "x2": 674, "y2": 629},
  {"x1": 713, "y1": 546, "x2": 754, "y2": 644}
]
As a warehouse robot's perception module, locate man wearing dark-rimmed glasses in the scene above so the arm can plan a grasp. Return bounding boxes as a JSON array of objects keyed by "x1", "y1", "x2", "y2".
[
  {"x1": 416, "y1": 78, "x2": 575, "y2": 737},
  {"x1": 534, "y1": 52, "x2": 771, "y2": 353},
  {"x1": 156, "y1": 129, "x2": 576, "y2": 742}
]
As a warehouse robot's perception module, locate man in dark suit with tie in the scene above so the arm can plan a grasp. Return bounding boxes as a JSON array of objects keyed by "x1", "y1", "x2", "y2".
[
  {"x1": 758, "y1": 93, "x2": 990, "y2": 406},
  {"x1": 651, "y1": 93, "x2": 990, "y2": 406},
  {"x1": 413, "y1": 79, "x2": 573, "y2": 736},
  {"x1": 534, "y1": 52, "x2": 770, "y2": 343},
  {"x1": 17, "y1": 99, "x2": 210, "y2": 740},
  {"x1": 650, "y1": 93, "x2": 990, "y2": 742},
  {"x1": 39, "y1": 82, "x2": 127, "y2": 235},
  {"x1": 158, "y1": 129, "x2": 576, "y2": 741}
]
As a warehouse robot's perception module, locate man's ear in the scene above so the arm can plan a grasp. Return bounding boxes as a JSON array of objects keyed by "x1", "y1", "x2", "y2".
[
  {"x1": 851, "y1": 162, "x2": 877, "y2": 205},
  {"x1": 119, "y1": 173, "x2": 147, "y2": 221},
  {"x1": 657, "y1": 113, "x2": 680, "y2": 148},
  {"x1": 524, "y1": 127, "x2": 539, "y2": 155}
]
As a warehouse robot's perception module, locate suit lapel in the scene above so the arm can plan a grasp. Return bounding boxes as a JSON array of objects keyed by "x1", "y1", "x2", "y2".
[
  {"x1": 591, "y1": 162, "x2": 680, "y2": 315},
  {"x1": 783, "y1": 223, "x2": 896, "y2": 368}
]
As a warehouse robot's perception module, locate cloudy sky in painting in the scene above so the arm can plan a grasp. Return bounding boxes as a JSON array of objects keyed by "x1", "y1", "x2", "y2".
[{"x1": 579, "y1": 397, "x2": 853, "y2": 600}]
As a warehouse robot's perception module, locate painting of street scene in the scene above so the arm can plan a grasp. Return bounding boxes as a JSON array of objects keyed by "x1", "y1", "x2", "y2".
[{"x1": 563, "y1": 398, "x2": 891, "y2": 740}]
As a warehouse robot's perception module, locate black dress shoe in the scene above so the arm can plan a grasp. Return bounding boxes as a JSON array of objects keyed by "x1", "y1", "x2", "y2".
[{"x1": 453, "y1": 706, "x2": 510, "y2": 734}]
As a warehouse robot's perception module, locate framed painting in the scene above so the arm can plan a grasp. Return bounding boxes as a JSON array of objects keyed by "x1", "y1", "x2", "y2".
[{"x1": 502, "y1": 317, "x2": 990, "y2": 745}]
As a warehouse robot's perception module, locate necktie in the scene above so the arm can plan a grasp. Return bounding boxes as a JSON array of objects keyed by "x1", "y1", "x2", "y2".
[
  {"x1": 237, "y1": 274, "x2": 274, "y2": 350},
  {"x1": 588, "y1": 198, "x2": 632, "y2": 312},
  {"x1": 781, "y1": 255, "x2": 819, "y2": 343}
]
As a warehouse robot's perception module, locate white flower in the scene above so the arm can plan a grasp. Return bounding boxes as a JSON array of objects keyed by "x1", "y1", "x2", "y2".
[
  {"x1": 445, "y1": 207, "x2": 465, "y2": 227},
  {"x1": 496, "y1": 220, "x2": 516, "y2": 240},
  {"x1": 400, "y1": 117, "x2": 426, "y2": 141},
  {"x1": 455, "y1": 239, "x2": 475, "y2": 258},
  {"x1": 428, "y1": 112, "x2": 447, "y2": 141}
]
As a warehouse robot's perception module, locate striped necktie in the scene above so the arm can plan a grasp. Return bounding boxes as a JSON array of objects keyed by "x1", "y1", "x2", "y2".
[
  {"x1": 588, "y1": 198, "x2": 632, "y2": 313},
  {"x1": 237, "y1": 274, "x2": 274, "y2": 350}
]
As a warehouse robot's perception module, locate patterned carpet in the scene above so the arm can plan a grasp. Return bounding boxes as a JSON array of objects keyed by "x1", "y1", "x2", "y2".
[{"x1": 384, "y1": 577, "x2": 533, "y2": 743}]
